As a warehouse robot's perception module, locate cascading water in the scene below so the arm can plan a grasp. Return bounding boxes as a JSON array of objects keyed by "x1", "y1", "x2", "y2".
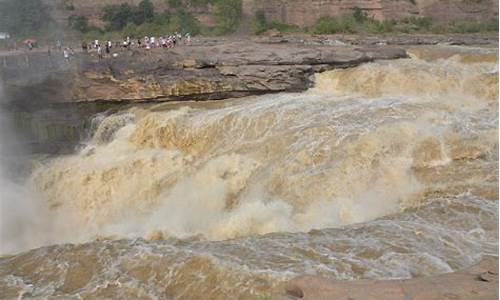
[{"x1": 0, "y1": 45, "x2": 498, "y2": 299}]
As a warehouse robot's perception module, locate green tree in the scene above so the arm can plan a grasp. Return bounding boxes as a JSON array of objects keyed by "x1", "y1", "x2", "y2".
[
  {"x1": 69, "y1": 15, "x2": 89, "y2": 32},
  {"x1": 189, "y1": 0, "x2": 215, "y2": 6},
  {"x1": 175, "y1": 10, "x2": 201, "y2": 34},
  {"x1": 168, "y1": 0, "x2": 182, "y2": 8},
  {"x1": 352, "y1": 7, "x2": 367, "y2": 23},
  {"x1": 251, "y1": 10, "x2": 268, "y2": 34},
  {"x1": 103, "y1": 3, "x2": 135, "y2": 30},
  {"x1": 134, "y1": 0, "x2": 155, "y2": 25},
  {"x1": 214, "y1": 0, "x2": 241, "y2": 34}
]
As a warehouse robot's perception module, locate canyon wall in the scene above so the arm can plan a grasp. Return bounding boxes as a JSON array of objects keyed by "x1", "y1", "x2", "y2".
[
  {"x1": 244, "y1": 0, "x2": 498, "y2": 27},
  {"x1": 60, "y1": 0, "x2": 498, "y2": 29}
]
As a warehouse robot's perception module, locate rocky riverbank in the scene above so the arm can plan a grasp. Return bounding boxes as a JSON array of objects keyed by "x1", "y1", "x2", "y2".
[
  {"x1": 1, "y1": 34, "x2": 497, "y2": 108},
  {"x1": 276, "y1": 256, "x2": 498, "y2": 300},
  {"x1": 0, "y1": 37, "x2": 403, "y2": 106}
]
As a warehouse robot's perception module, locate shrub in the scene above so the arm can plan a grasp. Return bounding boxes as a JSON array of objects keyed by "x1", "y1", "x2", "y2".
[
  {"x1": 251, "y1": 10, "x2": 303, "y2": 35},
  {"x1": 168, "y1": 0, "x2": 182, "y2": 8},
  {"x1": 69, "y1": 15, "x2": 90, "y2": 32},
  {"x1": 309, "y1": 10, "x2": 499, "y2": 35},
  {"x1": 174, "y1": 10, "x2": 201, "y2": 34},
  {"x1": 251, "y1": 10, "x2": 268, "y2": 34},
  {"x1": 95, "y1": 9, "x2": 200, "y2": 39},
  {"x1": 190, "y1": 0, "x2": 215, "y2": 6},
  {"x1": 133, "y1": 0, "x2": 155, "y2": 25},
  {"x1": 339, "y1": 14, "x2": 357, "y2": 33},
  {"x1": 103, "y1": 3, "x2": 134, "y2": 30},
  {"x1": 399, "y1": 16, "x2": 432, "y2": 32},
  {"x1": 448, "y1": 19, "x2": 498, "y2": 33},
  {"x1": 352, "y1": 7, "x2": 368, "y2": 23},
  {"x1": 312, "y1": 14, "x2": 357, "y2": 34},
  {"x1": 312, "y1": 16, "x2": 342, "y2": 34},
  {"x1": 366, "y1": 19, "x2": 395, "y2": 33},
  {"x1": 214, "y1": 0, "x2": 242, "y2": 34},
  {"x1": 268, "y1": 22, "x2": 302, "y2": 33},
  {"x1": 103, "y1": 0, "x2": 156, "y2": 31}
]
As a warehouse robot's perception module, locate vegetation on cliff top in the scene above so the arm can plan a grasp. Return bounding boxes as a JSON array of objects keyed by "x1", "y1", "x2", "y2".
[
  {"x1": 252, "y1": 7, "x2": 498, "y2": 35},
  {"x1": 251, "y1": 10, "x2": 302, "y2": 35},
  {"x1": 73, "y1": 0, "x2": 201, "y2": 40},
  {"x1": 0, "y1": 0, "x2": 496, "y2": 40},
  {"x1": 169, "y1": 0, "x2": 242, "y2": 35},
  {"x1": 102, "y1": 0, "x2": 155, "y2": 31},
  {"x1": 310, "y1": 10, "x2": 498, "y2": 34},
  {"x1": 73, "y1": 0, "x2": 242, "y2": 40}
]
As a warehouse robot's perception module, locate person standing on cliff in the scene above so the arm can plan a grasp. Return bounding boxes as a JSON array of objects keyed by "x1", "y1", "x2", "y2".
[
  {"x1": 63, "y1": 48, "x2": 70, "y2": 61},
  {"x1": 97, "y1": 45, "x2": 103, "y2": 59}
]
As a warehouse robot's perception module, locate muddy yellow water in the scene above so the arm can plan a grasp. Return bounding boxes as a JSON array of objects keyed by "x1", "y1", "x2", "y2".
[{"x1": 0, "y1": 45, "x2": 498, "y2": 299}]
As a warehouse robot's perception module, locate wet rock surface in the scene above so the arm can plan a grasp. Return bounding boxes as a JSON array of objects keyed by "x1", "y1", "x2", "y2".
[{"x1": 275, "y1": 256, "x2": 499, "y2": 300}]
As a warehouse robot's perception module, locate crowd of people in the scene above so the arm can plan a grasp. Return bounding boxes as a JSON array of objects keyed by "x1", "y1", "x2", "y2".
[
  {"x1": 81, "y1": 32, "x2": 192, "y2": 59},
  {"x1": 3, "y1": 32, "x2": 192, "y2": 61}
]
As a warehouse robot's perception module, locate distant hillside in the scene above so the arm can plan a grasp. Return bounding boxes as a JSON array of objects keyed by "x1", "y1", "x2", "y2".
[
  {"x1": 243, "y1": 0, "x2": 498, "y2": 27},
  {"x1": 60, "y1": 0, "x2": 498, "y2": 29},
  {"x1": 2, "y1": 0, "x2": 496, "y2": 39}
]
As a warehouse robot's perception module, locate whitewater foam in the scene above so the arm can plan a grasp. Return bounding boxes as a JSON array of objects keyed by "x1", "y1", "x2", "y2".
[{"x1": 1, "y1": 46, "x2": 497, "y2": 255}]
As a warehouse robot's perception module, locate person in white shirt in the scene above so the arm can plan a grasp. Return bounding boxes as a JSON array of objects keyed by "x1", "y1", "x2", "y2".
[{"x1": 63, "y1": 48, "x2": 69, "y2": 61}]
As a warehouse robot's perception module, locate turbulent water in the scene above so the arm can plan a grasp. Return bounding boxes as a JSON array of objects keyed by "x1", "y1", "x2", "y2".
[{"x1": 0, "y1": 45, "x2": 498, "y2": 299}]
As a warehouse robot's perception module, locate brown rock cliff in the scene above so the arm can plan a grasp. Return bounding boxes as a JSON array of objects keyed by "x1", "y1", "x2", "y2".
[{"x1": 58, "y1": 0, "x2": 498, "y2": 30}]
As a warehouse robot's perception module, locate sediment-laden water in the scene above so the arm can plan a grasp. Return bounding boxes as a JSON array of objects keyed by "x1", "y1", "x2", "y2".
[{"x1": 0, "y1": 45, "x2": 498, "y2": 299}]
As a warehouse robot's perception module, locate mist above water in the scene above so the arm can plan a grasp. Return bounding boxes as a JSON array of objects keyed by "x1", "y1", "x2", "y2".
[{"x1": 0, "y1": 82, "x2": 48, "y2": 253}]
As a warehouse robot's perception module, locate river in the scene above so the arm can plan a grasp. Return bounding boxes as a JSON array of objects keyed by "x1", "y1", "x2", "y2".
[{"x1": 0, "y1": 45, "x2": 498, "y2": 299}]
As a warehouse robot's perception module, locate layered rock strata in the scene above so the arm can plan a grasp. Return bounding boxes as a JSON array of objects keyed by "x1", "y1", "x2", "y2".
[{"x1": 0, "y1": 38, "x2": 408, "y2": 105}]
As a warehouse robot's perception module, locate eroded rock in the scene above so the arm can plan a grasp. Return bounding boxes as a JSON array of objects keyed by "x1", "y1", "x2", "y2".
[
  {"x1": 276, "y1": 256, "x2": 499, "y2": 300},
  {"x1": 0, "y1": 38, "x2": 408, "y2": 105}
]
